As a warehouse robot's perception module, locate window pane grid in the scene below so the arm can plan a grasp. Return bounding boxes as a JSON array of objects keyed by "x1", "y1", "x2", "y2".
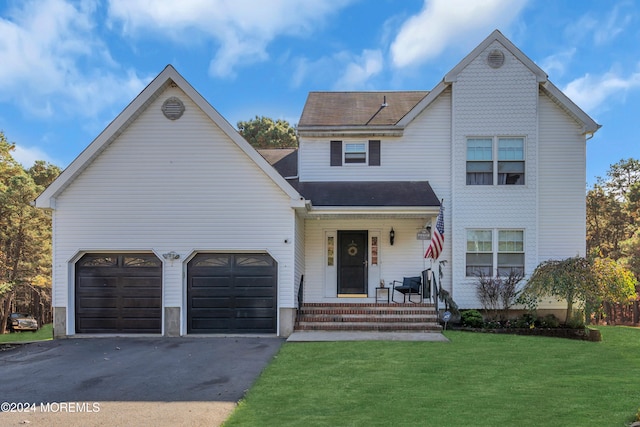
[
  {"x1": 467, "y1": 230, "x2": 492, "y2": 252},
  {"x1": 498, "y1": 138, "x2": 524, "y2": 160},
  {"x1": 467, "y1": 139, "x2": 493, "y2": 161},
  {"x1": 344, "y1": 143, "x2": 366, "y2": 164},
  {"x1": 345, "y1": 143, "x2": 366, "y2": 153},
  {"x1": 498, "y1": 230, "x2": 524, "y2": 252}
]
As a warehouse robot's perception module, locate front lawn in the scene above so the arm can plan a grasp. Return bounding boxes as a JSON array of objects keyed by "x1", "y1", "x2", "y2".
[
  {"x1": 224, "y1": 327, "x2": 640, "y2": 426},
  {"x1": 0, "y1": 323, "x2": 53, "y2": 343}
]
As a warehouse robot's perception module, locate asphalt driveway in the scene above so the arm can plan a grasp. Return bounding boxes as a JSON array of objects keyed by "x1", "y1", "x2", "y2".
[
  {"x1": 0, "y1": 336, "x2": 284, "y2": 426},
  {"x1": 1, "y1": 336, "x2": 284, "y2": 402}
]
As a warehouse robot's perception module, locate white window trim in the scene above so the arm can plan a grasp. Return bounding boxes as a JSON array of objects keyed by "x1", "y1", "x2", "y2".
[
  {"x1": 466, "y1": 228, "x2": 525, "y2": 277},
  {"x1": 343, "y1": 141, "x2": 368, "y2": 166},
  {"x1": 466, "y1": 136, "x2": 526, "y2": 186}
]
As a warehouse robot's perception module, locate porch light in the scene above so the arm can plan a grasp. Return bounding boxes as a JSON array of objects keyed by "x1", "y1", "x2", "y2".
[{"x1": 390, "y1": 228, "x2": 395, "y2": 246}]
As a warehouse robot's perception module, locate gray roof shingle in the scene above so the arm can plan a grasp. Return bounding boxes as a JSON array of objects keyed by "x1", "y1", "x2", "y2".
[
  {"x1": 298, "y1": 91, "x2": 428, "y2": 127},
  {"x1": 291, "y1": 180, "x2": 440, "y2": 207}
]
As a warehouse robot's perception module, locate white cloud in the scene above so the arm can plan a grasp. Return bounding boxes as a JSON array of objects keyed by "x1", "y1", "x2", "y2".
[
  {"x1": 12, "y1": 144, "x2": 58, "y2": 168},
  {"x1": 291, "y1": 49, "x2": 384, "y2": 91},
  {"x1": 390, "y1": 0, "x2": 528, "y2": 69},
  {"x1": 563, "y1": 68, "x2": 640, "y2": 113},
  {"x1": 566, "y1": 4, "x2": 632, "y2": 47},
  {"x1": 539, "y1": 48, "x2": 576, "y2": 78},
  {"x1": 0, "y1": 0, "x2": 149, "y2": 119},
  {"x1": 334, "y1": 50, "x2": 384, "y2": 90},
  {"x1": 107, "y1": 0, "x2": 353, "y2": 78}
]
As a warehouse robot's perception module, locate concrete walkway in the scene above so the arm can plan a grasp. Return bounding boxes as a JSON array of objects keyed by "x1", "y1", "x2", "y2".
[{"x1": 287, "y1": 331, "x2": 449, "y2": 342}]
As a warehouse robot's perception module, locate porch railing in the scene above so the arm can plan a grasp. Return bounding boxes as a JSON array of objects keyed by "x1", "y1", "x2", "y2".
[{"x1": 296, "y1": 275, "x2": 304, "y2": 322}]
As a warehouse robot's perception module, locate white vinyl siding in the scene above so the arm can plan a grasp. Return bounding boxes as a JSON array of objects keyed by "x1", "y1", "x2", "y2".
[
  {"x1": 537, "y1": 93, "x2": 587, "y2": 260},
  {"x1": 451, "y1": 40, "x2": 539, "y2": 308},
  {"x1": 51, "y1": 86, "x2": 297, "y2": 333}
]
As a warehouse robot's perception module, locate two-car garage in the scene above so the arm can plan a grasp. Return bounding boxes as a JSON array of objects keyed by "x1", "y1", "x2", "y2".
[{"x1": 75, "y1": 252, "x2": 277, "y2": 335}]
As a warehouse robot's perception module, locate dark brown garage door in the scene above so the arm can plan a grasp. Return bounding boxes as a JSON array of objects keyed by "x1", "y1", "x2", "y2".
[
  {"x1": 75, "y1": 253, "x2": 162, "y2": 334},
  {"x1": 187, "y1": 253, "x2": 277, "y2": 334}
]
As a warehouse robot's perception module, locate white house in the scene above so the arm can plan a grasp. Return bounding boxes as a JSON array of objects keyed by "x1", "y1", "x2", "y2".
[{"x1": 36, "y1": 30, "x2": 599, "y2": 338}]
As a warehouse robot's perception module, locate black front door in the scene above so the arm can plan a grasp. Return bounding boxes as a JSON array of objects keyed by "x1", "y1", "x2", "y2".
[{"x1": 338, "y1": 231, "x2": 368, "y2": 295}]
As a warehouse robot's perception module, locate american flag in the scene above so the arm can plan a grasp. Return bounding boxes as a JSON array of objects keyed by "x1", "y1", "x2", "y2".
[{"x1": 425, "y1": 204, "x2": 444, "y2": 260}]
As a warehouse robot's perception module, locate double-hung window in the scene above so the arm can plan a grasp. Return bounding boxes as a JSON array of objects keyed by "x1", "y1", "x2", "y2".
[
  {"x1": 466, "y1": 230, "x2": 493, "y2": 276},
  {"x1": 467, "y1": 137, "x2": 525, "y2": 185},
  {"x1": 498, "y1": 138, "x2": 525, "y2": 185},
  {"x1": 344, "y1": 143, "x2": 367, "y2": 164},
  {"x1": 497, "y1": 230, "x2": 524, "y2": 275},
  {"x1": 466, "y1": 138, "x2": 493, "y2": 185},
  {"x1": 466, "y1": 229, "x2": 524, "y2": 276}
]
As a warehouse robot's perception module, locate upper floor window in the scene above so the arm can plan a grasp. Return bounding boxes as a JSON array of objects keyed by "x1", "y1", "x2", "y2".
[
  {"x1": 345, "y1": 143, "x2": 366, "y2": 163},
  {"x1": 467, "y1": 137, "x2": 525, "y2": 185},
  {"x1": 331, "y1": 140, "x2": 380, "y2": 166},
  {"x1": 467, "y1": 138, "x2": 493, "y2": 185}
]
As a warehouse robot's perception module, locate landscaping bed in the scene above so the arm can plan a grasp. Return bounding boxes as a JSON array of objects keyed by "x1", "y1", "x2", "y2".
[{"x1": 453, "y1": 325, "x2": 602, "y2": 341}]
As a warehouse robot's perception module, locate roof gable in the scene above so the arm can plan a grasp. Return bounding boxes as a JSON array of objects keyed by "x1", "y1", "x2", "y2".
[
  {"x1": 444, "y1": 29, "x2": 547, "y2": 83},
  {"x1": 400, "y1": 30, "x2": 599, "y2": 134},
  {"x1": 36, "y1": 65, "x2": 302, "y2": 208}
]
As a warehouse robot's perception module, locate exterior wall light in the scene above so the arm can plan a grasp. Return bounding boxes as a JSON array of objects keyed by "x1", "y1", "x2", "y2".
[
  {"x1": 390, "y1": 228, "x2": 395, "y2": 246},
  {"x1": 162, "y1": 251, "x2": 180, "y2": 260}
]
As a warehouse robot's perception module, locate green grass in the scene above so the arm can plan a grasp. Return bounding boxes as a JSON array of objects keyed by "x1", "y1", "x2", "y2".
[
  {"x1": 224, "y1": 327, "x2": 640, "y2": 427},
  {"x1": 0, "y1": 323, "x2": 53, "y2": 343}
]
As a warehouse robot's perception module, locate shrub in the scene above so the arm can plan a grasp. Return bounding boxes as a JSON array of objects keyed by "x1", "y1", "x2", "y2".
[
  {"x1": 538, "y1": 314, "x2": 560, "y2": 328},
  {"x1": 475, "y1": 270, "x2": 524, "y2": 320},
  {"x1": 461, "y1": 310, "x2": 484, "y2": 328},
  {"x1": 514, "y1": 313, "x2": 535, "y2": 329},
  {"x1": 565, "y1": 311, "x2": 586, "y2": 329}
]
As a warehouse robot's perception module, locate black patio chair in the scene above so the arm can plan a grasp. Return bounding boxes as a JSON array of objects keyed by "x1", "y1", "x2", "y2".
[{"x1": 392, "y1": 275, "x2": 423, "y2": 303}]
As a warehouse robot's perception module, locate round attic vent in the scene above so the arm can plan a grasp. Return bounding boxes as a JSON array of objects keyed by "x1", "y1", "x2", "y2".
[
  {"x1": 161, "y1": 97, "x2": 185, "y2": 120},
  {"x1": 487, "y1": 49, "x2": 505, "y2": 69}
]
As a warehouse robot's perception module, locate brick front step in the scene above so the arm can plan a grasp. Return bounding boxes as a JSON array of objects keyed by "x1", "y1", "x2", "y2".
[
  {"x1": 299, "y1": 315, "x2": 436, "y2": 323},
  {"x1": 295, "y1": 323, "x2": 443, "y2": 332},
  {"x1": 295, "y1": 302, "x2": 442, "y2": 333}
]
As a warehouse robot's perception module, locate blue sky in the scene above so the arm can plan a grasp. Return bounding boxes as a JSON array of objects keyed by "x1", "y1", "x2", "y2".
[{"x1": 1, "y1": 0, "x2": 639, "y2": 187}]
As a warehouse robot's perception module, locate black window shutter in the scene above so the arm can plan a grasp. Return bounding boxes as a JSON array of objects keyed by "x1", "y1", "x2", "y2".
[
  {"x1": 330, "y1": 140, "x2": 342, "y2": 166},
  {"x1": 369, "y1": 140, "x2": 381, "y2": 166}
]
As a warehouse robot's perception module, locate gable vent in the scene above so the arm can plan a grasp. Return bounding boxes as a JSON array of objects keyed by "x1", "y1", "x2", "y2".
[
  {"x1": 161, "y1": 97, "x2": 185, "y2": 120},
  {"x1": 487, "y1": 49, "x2": 505, "y2": 69}
]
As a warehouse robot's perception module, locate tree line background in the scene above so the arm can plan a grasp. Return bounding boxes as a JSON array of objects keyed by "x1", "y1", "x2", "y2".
[
  {"x1": 1, "y1": 132, "x2": 60, "y2": 333},
  {"x1": 1, "y1": 118, "x2": 638, "y2": 332},
  {"x1": 586, "y1": 158, "x2": 640, "y2": 323}
]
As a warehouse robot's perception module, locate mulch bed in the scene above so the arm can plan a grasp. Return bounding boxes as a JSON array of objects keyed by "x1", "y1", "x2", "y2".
[{"x1": 450, "y1": 326, "x2": 602, "y2": 342}]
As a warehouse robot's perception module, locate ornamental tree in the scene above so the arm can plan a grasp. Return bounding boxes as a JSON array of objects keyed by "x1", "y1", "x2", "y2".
[{"x1": 519, "y1": 256, "x2": 637, "y2": 324}]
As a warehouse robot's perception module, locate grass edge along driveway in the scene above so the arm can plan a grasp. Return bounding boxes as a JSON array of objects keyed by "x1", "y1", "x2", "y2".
[
  {"x1": 0, "y1": 323, "x2": 52, "y2": 344},
  {"x1": 224, "y1": 326, "x2": 640, "y2": 427}
]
